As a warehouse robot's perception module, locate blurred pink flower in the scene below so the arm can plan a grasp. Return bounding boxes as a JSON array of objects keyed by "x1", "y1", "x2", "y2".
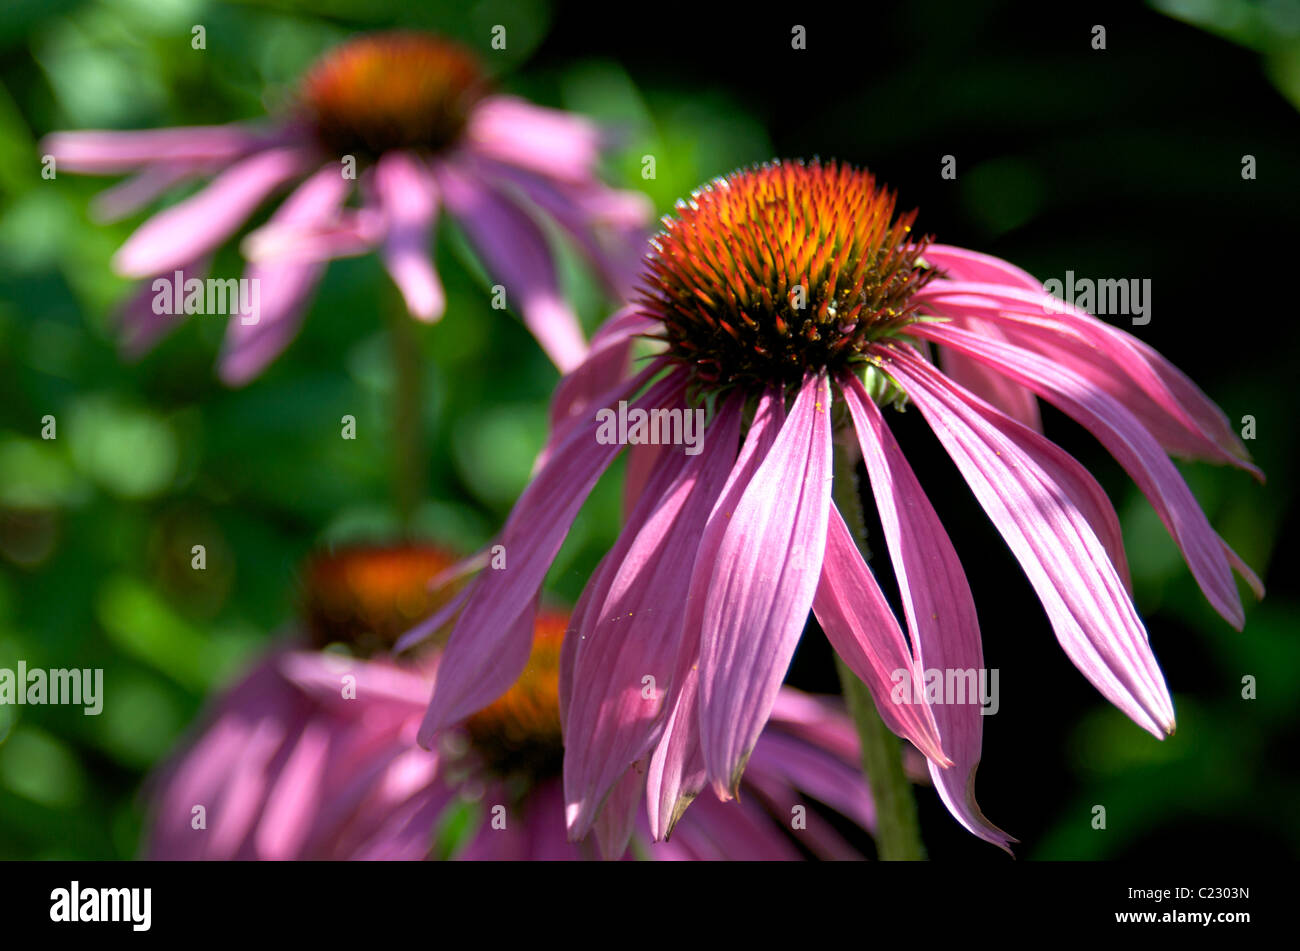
[
  {"x1": 146, "y1": 628, "x2": 884, "y2": 860},
  {"x1": 145, "y1": 546, "x2": 884, "y2": 860},
  {"x1": 43, "y1": 32, "x2": 651, "y2": 384},
  {"x1": 411, "y1": 160, "x2": 1264, "y2": 853}
]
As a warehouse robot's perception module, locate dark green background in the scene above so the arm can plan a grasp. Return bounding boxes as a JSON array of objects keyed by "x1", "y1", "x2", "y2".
[{"x1": 0, "y1": 0, "x2": 1296, "y2": 859}]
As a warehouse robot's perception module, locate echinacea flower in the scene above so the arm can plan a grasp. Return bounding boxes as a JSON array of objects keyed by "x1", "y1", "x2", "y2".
[
  {"x1": 412, "y1": 159, "x2": 1264, "y2": 852},
  {"x1": 43, "y1": 31, "x2": 651, "y2": 384},
  {"x1": 146, "y1": 543, "x2": 882, "y2": 860}
]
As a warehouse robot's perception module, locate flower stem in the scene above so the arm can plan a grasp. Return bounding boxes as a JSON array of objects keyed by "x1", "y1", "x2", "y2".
[
  {"x1": 386, "y1": 306, "x2": 425, "y2": 532},
  {"x1": 831, "y1": 437, "x2": 926, "y2": 861}
]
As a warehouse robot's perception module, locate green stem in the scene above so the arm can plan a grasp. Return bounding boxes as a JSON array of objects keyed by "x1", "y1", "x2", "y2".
[
  {"x1": 831, "y1": 437, "x2": 926, "y2": 861},
  {"x1": 386, "y1": 307, "x2": 425, "y2": 532}
]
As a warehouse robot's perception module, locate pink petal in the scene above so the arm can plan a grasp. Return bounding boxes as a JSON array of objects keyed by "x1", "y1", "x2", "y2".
[
  {"x1": 276, "y1": 651, "x2": 431, "y2": 709},
  {"x1": 465, "y1": 95, "x2": 603, "y2": 182},
  {"x1": 475, "y1": 156, "x2": 652, "y2": 299},
  {"x1": 813, "y1": 502, "x2": 949, "y2": 766},
  {"x1": 698, "y1": 372, "x2": 834, "y2": 799},
  {"x1": 41, "y1": 123, "x2": 278, "y2": 174},
  {"x1": 91, "y1": 161, "x2": 215, "y2": 222},
  {"x1": 841, "y1": 373, "x2": 1012, "y2": 850},
  {"x1": 591, "y1": 765, "x2": 645, "y2": 859},
  {"x1": 375, "y1": 151, "x2": 444, "y2": 322},
  {"x1": 113, "y1": 147, "x2": 311, "y2": 278},
  {"x1": 254, "y1": 720, "x2": 332, "y2": 859},
  {"x1": 543, "y1": 307, "x2": 657, "y2": 468},
  {"x1": 664, "y1": 793, "x2": 802, "y2": 860},
  {"x1": 218, "y1": 164, "x2": 350, "y2": 385},
  {"x1": 416, "y1": 369, "x2": 685, "y2": 744},
  {"x1": 938, "y1": 318, "x2": 1042, "y2": 432},
  {"x1": 435, "y1": 161, "x2": 587, "y2": 372},
  {"x1": 883, "y1": 346, "x2": 1176, "y2": 738},
  {"x1": 240, "y1": 209, "x2": 382, "y2": 264},
  {"x1": 563, "y1": 399, "x2": 741, "y2": 838},
  {"x1": 747, "y1": 729, "x2": 875, "y2": 835},
  {"x1": 921, "y1": 243, "x2": 1044, "y2": 292},
  {"x1": 911, "y1": 320, "x2": 1248, "y2": 627},
  {"x1": 915, "y1": 280, "x2": 1260, "y2": 478},
  {"x1": 116, "y1": 258, "x2": 208, "y2": 359},
  {"x1": 646, "y1": 387, "x2": 787, "y2": 838}
]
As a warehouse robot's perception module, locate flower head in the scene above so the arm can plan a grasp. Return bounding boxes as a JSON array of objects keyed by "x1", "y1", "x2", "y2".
[
  {"x1": 298, "y1": 33, "x2": 486, "y2": 159},
  {"x1": 412, "y1": 159, "x2": 1264, "y2": 852},
  {"x1": 146, "y1": 543, "x2": 879, "y2": 860},
  {"x1": 42, "y1": 31, "x2": 652, "y2": 383},
  {"x1": 646, "y1": 160, "x2": 931, "y2": 388}
]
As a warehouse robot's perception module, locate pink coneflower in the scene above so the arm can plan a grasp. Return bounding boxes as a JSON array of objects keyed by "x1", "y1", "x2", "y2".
[
  {"x1": 413, "y1": 159, "x2": 1264, "y2": 851},
  {"x1": 42, "y1": 31, "x2": 650, "y2": 384},
  {"x1": 146, "y1": 544, "x2": 881, "y2": 860}
]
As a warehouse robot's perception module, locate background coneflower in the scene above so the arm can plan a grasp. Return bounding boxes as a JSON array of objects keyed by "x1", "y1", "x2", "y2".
[
  {"x1": 145, "y1": 544, "x2": 884, "y2": 860},
  {"x1": 42, "y1": 31, "x2": 651, "y2": 383}
]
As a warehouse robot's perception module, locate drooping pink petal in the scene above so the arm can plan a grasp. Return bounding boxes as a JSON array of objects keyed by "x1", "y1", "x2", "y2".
[
  {"x1": 747, "y1": 729, "x2": 875, "y2": 836},
  {"x1": 464, "y1": 95, "x2": 603, "y2": 183},
  {"x1": 543, "y1": 308, "x2": 657, "y2": 467},
  {"x1": 564, "y1": 400, "x2": 741, "y2": 839},
  {"x1": 1224, "y1": 543, "x2": 1265, "y2": 600},
  {"x1": 937, "y1": 318, "x2": 1043, "y2": 432},
  {"x1": 218, "y1": 164, "x2": 351, "y2": 385},
  {"x1": 915, "y1": 280, "x2": 1260, "y2": 478},
  {"x1": 737, "y1": 769, "x2": 863, "y2": 860},
  {"x1": 662, "y1": 792, "x2": 803, "y2": 860},
  {"x1": 646, "y1": 386, "x2": 786, "y2": 839},
  {"x1": 699, "y1": 372, "x2": 834, "y2": 799},
  {"x1": 591, "y1": 764, "x2": 645, "y2": 860},
  {"x1": 921, "y1": 243, "x2": 1045, "y2": 292},
  {"x1": 812, "y1": 502, "x2": 948, "y2": 766},
  {"x1": 207, "y1": 715, "x2": 291, "y2": 858},
  {"x1": 392, "y1": 584, "x2": 472, "y2": 655},
  {"x1": 276, "y1": 651, "x2": 431, "y2": 709},
  {"x1": 910, "y1": 320, "x2": 1249, "y2": 627},
  {"x1": 622, "y1": 441, "x2": 666, "y2": 519},
  {"x1": 523, "y1": 781, "x2": 587, "y2": 860},
  {"x1": 559, "y1": 404, "x2": 696, "y2": 735},
  {"x1": 41, "y1": 123, "x2": 279, "y2": 174},
  {"x1": 375, "y1": 151, "x2": 444, "y2": 322},
  {"x1": 91, "y1": 161, "x2": 215, "y2": 222},
  {"x1": 841, "y1": 372, "x2": 1012, "y2": 850},
  {"x1": 435, "y1": 160, "x2": 587, "y2": 372},
  {"x1": 417, "y1": 369, "x2": 685, "y2": 744},
  {"x1": 240, "y1": 208, "x2": 382, "y2": 264},
  {"x1": 116, "y1": 258, "x2": 208, "y2": 359},
  {"x1": 475, "y1": 157, "x2": 652, "y2": 298},
  {"x1": 113, "y1": 147, "x2": 311, "y2": 278},
  {"x1": 253, "y1": 719, "x2": 332, "y2": 859},
  {"x1": 883, "y1": 346, "x2": 1177, "y2": 738},
  {"x1": 644, "y1": 664, "x2": 706, "y2": 841},
  {"x1": 919, "y1": 247, "x2": 1046, "y2": 430}
]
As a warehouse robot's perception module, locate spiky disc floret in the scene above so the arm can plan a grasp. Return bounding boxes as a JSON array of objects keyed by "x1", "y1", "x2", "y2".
[
  {"x1": 299, "y1": 32, "x2": 486, "y2": 160},
  {"x1": 641, "y1": 159, "x2": 934, "y2": 391}
]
